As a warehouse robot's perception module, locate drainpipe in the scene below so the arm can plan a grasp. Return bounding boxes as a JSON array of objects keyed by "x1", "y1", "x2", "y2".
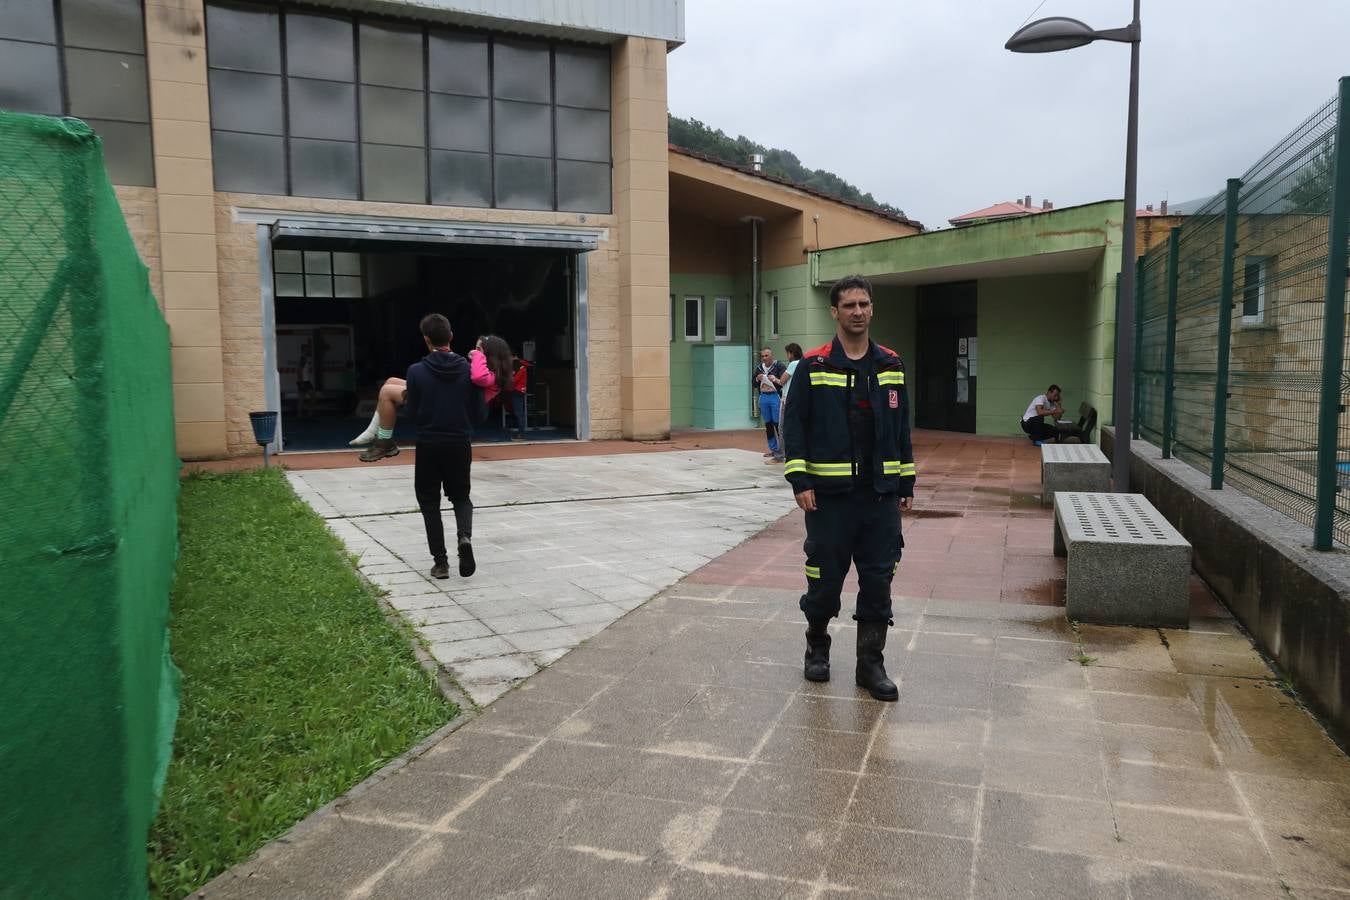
[{"x1": 744, "y1": 216, "x2": 764, "y2": 419}]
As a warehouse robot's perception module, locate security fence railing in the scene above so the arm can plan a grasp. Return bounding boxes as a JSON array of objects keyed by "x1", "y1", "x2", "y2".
[{"x1": 1134, "y1": 77, "x2": 1350, "y2": 549}]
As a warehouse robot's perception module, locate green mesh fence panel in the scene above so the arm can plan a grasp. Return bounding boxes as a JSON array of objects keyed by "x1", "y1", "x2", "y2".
[
  {"x1": 1134, "y1": 89, "x2": 1348, "y2": 543},
  {"x1": 0, "y1": 112, "x2": 179, "y2": 900}
]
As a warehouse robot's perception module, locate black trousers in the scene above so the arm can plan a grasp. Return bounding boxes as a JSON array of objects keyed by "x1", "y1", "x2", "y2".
[
  {"x1": 1021, "y1": 418, "x2": 1057, "y2": 442},
  {"x1": 800, "y1": 485, "x2": 903, "y2": 625},
  {"x1": 414, "y1": 441, "x2": 473, "y2": 563}
]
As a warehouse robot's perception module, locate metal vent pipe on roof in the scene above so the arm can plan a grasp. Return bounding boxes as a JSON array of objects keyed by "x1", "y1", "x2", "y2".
[{"x1": 749, "y1": 154, "x2": 764, "y2": 172}]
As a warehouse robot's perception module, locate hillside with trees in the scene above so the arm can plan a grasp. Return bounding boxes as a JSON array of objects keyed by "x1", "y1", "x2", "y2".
[{"x1": 669, "y1": 115, "x2": 910, "y2": 220}]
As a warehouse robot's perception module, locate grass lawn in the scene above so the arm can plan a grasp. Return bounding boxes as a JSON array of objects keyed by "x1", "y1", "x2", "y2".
[{"x1": 148, "y1": 468, "x2": 457, "y2": 899}]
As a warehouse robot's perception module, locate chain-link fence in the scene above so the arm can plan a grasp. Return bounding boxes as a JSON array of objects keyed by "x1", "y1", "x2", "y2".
[
  {"x1": 1135, "y1": 79, "x2": 1350, "y2": 548},
  {"x1": 0, "y1": 112, "x2": 179, "y2": 898}
]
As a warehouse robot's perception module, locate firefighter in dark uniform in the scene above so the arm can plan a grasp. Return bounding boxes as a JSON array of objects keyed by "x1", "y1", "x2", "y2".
[{"x1": 781, "y1": 274, "x2": 915, "y2": 701}]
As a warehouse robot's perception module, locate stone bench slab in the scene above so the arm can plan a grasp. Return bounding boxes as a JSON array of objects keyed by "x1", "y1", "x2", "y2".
[
  {"x1": 1041, "y1": 443, "x2": 1111, "y2": 507},
  {"x1": 1053, "y1": 491, "x2": 1192, "y2": 628}
]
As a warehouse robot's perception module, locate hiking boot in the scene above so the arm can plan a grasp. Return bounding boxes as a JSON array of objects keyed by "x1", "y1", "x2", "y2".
[
  {"x1": 855, "y1": 621, "x2": 899, "y2": 701},
  {"x1": 430, "y1": 559, "x2": 450, "y2": 579},
  {"x1": 804, "y1": 620, "x2": 831, "y2": 682},
  {"x1": 457, "y1": 534, "x2": 476, "y2": 578},
  {"x1": 359, "y1": 438, "x2": 400, "y2": 462}
]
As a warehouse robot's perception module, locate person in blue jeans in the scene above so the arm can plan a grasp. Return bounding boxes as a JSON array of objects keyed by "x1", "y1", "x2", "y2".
[{"x1": 755, "y1": 347, "x2": 787, "y2": 461}]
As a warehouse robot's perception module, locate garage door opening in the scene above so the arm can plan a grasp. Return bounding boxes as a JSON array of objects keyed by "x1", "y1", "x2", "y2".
[{"x1": 269, "y1": 240, "x2": 581, "y2": 451}]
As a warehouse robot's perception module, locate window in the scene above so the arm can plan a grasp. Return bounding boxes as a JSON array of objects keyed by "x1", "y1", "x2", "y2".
[
  {"x1": 205, "y1": 2, "x2": 612, "y2": 212},
  {"x1": 1241, "y1": 257, "x2": 1268, "y2": 324},
  {"x1": 769, "y1": 292, "x2": 780, "y2": 338},
  {"x1": 670, "y1": 294, "x2": 675, "y2": 342},
  {"x1": 714, "y1": 296, "x2": 731, "y2": 342},
  {"x1": 0, "y1": 0, "x2": 153, "y2": 185},
  {"x1": 274, "y1": 250, "x2": 362, "y2": 298},
  {"x1": 683, "y1": 296, "x2": 703, "y2": 342}
]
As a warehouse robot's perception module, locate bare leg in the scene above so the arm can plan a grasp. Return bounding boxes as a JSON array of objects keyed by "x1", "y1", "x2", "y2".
[{"x1": 377, "y1": 378, "x2": 406, "y2": 430}]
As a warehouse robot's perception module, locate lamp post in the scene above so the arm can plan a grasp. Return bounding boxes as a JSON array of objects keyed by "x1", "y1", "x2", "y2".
[{"x1": 1007, "y1": 3, "x2": 1141, "y2": 492}]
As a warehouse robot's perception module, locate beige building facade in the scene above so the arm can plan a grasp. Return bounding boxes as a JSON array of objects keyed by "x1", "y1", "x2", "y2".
[{"x1": 3, "y1": 0, "x2": 684, "y2": 458}]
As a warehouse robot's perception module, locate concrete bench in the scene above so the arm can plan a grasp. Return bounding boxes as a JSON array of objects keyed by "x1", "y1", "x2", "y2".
[
  {"x1": 1053, "y1": 492, "x2": 1192, "y2": 628},
  {"x1": 1041, "y1": 443, "x2": 1111, "y2": 507}
]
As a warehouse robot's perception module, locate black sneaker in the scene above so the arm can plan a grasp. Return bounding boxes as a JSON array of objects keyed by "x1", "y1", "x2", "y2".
[
  {"x1": 358, "y1": 438, "x2": 400, "y2": 463},
  {"x1": 457, "y1": 536, "x2": 476, "y2": 578},
  {"x1": 430, "y1": 560, "x2": 450, "y2": 579}
]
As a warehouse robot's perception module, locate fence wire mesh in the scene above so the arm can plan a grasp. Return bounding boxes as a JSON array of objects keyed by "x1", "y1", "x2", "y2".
[
  {"x1": 0, "y1": 111, "x2": 179, "y2": 898},
  {"x1": 1135, "y1": 89, "x2": 1348, "y2": 543}
]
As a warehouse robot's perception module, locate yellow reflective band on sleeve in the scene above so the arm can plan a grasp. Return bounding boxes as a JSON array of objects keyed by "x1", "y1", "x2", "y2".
[
  {"x1": 882, "y1": 461, "x2": 917, "y2": 477},
  {"x1": 899, "y1": 462, "x2": 916, "y2": 477},
  {"x1": 783, "y1": 458, "x2": 807, "y2": 475},
  {"x1": 808, "y1": 372, "x2": 849, "y2": 387},
  {"x1": 804, "y1": 565, "x2": 821, "y2": 579},
  {"x1": 805, "y1": 462, "x2": 853, "y2": 476},
  {"x1": 877, "y1": 371, "x2": 905, "y2": 386}
]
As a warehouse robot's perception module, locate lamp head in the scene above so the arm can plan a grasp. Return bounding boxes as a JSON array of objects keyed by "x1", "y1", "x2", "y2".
[{"x1": 1005, "y1": 16, "x2": 1099, "y2": 53}]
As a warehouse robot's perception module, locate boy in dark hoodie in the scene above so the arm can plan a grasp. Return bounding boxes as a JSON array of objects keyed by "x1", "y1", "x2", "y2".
[{"x1": 401, "y1": 314, "x2": 486, "y2": 579}]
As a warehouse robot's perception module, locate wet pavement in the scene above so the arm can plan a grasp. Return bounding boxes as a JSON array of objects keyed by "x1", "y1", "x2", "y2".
[{"x1": 206, "y1": 433, "x2": 1350, "y2": 898}]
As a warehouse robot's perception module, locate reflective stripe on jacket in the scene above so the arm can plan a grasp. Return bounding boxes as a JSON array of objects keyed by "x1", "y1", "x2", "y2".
[{"x1": 780, "y1": 337, "x2": 916, "y2": 497}]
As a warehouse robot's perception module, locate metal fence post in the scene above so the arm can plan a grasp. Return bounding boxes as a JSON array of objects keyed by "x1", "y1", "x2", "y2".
[
  {"x1": 1211, "y1": 178, "x2": 1242, "y2": 490},
  {"x1": 1315, "y1": 76, "x2": 1350, "y2": 550},
  {"x1": 1161, "y1": 228, "x2": 1181, "y2": 458},
  {"x1": 1132, "y1": 257, "x2": 1144, "y2": 439}
]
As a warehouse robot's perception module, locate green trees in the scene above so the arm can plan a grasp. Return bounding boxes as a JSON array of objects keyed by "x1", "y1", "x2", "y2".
[{"x1": 668, "y1": 114, "x2": 907, "y2": 218}]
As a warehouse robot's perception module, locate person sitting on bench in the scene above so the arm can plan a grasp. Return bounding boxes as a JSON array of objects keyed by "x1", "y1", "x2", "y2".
[{"x1": 1021, "y1": 384, "x2": 1065, "y2": 444}]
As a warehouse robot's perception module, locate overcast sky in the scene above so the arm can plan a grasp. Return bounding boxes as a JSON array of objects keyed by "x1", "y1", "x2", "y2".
[{"x1": 667, "y1": 0, "x2": 1350, "y2": 230}]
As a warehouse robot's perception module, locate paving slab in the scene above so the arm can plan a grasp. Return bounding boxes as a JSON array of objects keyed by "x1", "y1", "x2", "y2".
[{"x1": 204, "y1": 434, "x2": 1349, "y2": 899}]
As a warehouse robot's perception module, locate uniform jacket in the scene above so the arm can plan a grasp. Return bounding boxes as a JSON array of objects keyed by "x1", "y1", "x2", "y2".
[{"x1": 781, "y1": 337, "x2": 916, "y2": 497}]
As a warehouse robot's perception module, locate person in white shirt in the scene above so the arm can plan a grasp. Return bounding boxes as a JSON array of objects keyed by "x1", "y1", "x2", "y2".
[{"x1": 1021, "y1": 384, "x2": 1064, "y2": 444}]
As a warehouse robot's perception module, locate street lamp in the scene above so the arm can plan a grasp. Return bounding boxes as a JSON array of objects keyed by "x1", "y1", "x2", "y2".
[{"x1": 1007, "y1": 3, "x2": 1141, "y2": 493}]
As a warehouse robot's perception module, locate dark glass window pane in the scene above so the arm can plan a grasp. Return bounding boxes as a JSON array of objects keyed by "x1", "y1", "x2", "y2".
[
  {"x1": 209, "y1": 70, "x2": 282, "y2": 134},
  {"x1": 332, "y1": 252, "x2": 360, "y2": 275},
  {"x1": 429, "y1": 93, "x2": 488, "y2": 152},
  {"x1": 289, "y1": 139, "x2": 358, "y2": 199},
  {"x1": 1243, "y1": 263, "x2": 1261, "y2": 317},
  {"x1": 288, "y1": 78, "x2": 355, "y2": 141},
  {"x1": 556, "y1": 160, "x2": 609, "y2": 213},
  {"x1": 555, "y1": 46, "x2": 608, "y2": 110},
  {"x1": 335, "y1": 275, "x2": 362, "y2": 298},
  {"x1": 205, "y1": 1, "x2": 280, "y2": 74},
  {"x1": 274, "y1": 249, "x2": 303, "y2": 272},
  {"x1": 285, "y1": 12, "x2": 353, "y2": 82},
  {"x1": 493, "y1": 100, "x2": 550, "y2": 157},
  {"x1": 62, "y1": 0, "x2": 144, "y2": 53},
  {"x1": 362, "y1": 144, "x2": 425, "y2": 203},
  {"x1": 685, "y1": 299, "x2": 700, "y2": 337},
  {"x1": 0, "y1": 0, "x2": 56, "y2": 42},
  {"x1": 430, "y1": 149, "x2": 490, "y2": 208},
  {"x1": 211, "y1": 130, "x2": 285, "y2": 193},
  {"x1": 715, "y1": 299, "x2": 729, "y2": 337},
  {"x1": 275, "y1": 273, "x2": 304, "y2": 296},
  {"x1": 492, "y1": 40, "x2": 549, "y2": 103},
  {"x1": 556, "y1": 107, "x2": 609, "y2": 162},
  {"x1": 494, "y1": 154, "x2": 552, "y2": 211},
  {"x1": 428, "y1": 30, "x2": 487, "y2": 96},
  {"x1": 87, "y1": 119, "x2": 153, "y2": 185},
  {"x1": 303, "y1": 251, "x2": 331, "y2": 274},
  {"x1": 0, "y1": 40, "x2": 61, "y2": 114},
  {"x1": 360, "y1": 85, "x2": 424, "y2": 147},
  {"x1": 66, "y1": 49, "x2": 149, "y2": 121},
  {"x1": 359, "y1": 22, "x2": 421, "y2": 89}
]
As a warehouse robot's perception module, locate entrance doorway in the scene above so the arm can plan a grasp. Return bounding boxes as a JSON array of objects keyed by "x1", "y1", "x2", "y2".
[
  {"x1": 915, "y1": 281, "x2": 977, "y2": 433},
  {"x1": 269, "y1": 241, "x2": 581, "y2": 450}
]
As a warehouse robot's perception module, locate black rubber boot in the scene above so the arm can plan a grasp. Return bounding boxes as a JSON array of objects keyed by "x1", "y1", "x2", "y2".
[
  {"x1": 804, "y1": 621, "x2": 831, "y2": 682},
  {"x1": 855, "y1": 621, "x2": 899, "y2": 701}
]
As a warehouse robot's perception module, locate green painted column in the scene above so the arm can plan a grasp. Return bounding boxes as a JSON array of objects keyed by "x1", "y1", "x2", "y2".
[
  {"x1": 1211, "y1": 178, "x2": 1242, "y2": 490},
  {"x1": 1131, "y1": 264, "x2": 1142, "y2": 440},
  {"x1": 1161, "y1": 227, "x2": 1181, "y2": 459},
  {"x1": 1315, "y1": 77, "x2": 1350, "y2": 549}
]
